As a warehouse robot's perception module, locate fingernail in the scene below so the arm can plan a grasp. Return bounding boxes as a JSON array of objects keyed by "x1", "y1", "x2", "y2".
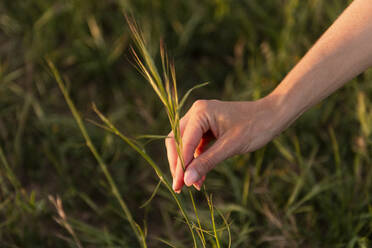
[
  {"x1": 184, "y1": 169, "x2": 199, "y2": 186},
  {"x1": 193, "y1": 184, "x2": 201, "y2": 191},
  {"x1": 172, "y1": 179, "x2": 177, "y2": 192}
]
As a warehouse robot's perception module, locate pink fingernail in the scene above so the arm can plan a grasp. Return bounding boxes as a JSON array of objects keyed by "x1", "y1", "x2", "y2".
[
  {"x1": 172, "y1": 179, "x2": 177, "y2": 191},
  {"x1": 185, "y1": 169, "x2": 199, "y2": 186},
  {"x1": 193, "y1": 184, "x2": 201, "y2": 191}
]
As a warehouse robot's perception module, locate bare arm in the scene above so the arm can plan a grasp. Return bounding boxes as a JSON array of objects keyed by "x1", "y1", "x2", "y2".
[
  {"x1": 166, "y1": 0, "x2": 372, "y2": 192},
  {"x1": 271, "y1": 0, "x2": 372, "y2": 132}
]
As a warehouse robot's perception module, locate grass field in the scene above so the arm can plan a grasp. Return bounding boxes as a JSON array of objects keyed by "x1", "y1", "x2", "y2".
[{"x1": 0, "y1": 0, "x2": 371, "y2": 247}]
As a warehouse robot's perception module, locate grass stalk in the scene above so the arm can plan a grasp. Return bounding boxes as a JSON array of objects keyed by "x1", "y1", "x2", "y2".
[
  {"x1": 49, "y1": 195, "x2": 84, "y2": 248},
  {"x1": 215, "y1": 208, "x2": 231, "y2": 248},
  {"x1": 0, "y1": 146, "x2": 21, "y2": 191},
  {"x1": 91, "y1": 104, "x2": 198, "y2": 248},
  {"x1": 206, "y1": 194, "x2": 221, "y2": 248},
  {"x1": 125, "y1": 14, "x2": 231, "y2": 247},
  {"x1": 125, "y1": 14, "x2": 210, "y2": 247},
  {"x1": 189, "y1": 190, "x2": 206, "y2": 247},
  {"x1": 47, "y1": 60, "x2": 147, "y2": 248}
]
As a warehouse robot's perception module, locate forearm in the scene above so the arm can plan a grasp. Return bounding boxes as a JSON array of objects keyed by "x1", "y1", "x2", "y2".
[{"x1": 268, "y1": 0, "x2": 372, "y2": 131}]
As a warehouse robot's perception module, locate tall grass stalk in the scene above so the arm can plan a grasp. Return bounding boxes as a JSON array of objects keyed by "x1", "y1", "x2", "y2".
[
  {"x1": 91, "y1": 104, "x2": 198, "y2": 247},
  {"x1": 125, "y1": 14, "x2": 207, "y2": 247},
  {"x1": 49, "y1": 195, "x2": 84, "y2": 248},
  {"x1": 47, "y1": 61, "x2": 147, "y2": 248},
  {"x1": 206, "y1": 193, "x2": 220, "y2": 248},
  {"x1": 0, "y1": 146, "x2": 21, "y2": 191},
  {"x1": 124, "y1": 15, "x2": 233, "y2": 247},
  {"x1": 49, "y1": 16, "x2": 230, "y2": 247}
]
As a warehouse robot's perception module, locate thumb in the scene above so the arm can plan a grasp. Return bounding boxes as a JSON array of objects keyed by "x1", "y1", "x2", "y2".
[{"x1": 183, "y1": 134, "x2": 236, "y2": 186}]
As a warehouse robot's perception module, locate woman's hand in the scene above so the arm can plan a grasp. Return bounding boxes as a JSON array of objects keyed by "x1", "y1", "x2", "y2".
[
  {"x1": 165, "y1": 0, "x2": 372, "y2": 194},
  {"x1": 165, "y1": 96, "x2": 285, "y2": 193}
]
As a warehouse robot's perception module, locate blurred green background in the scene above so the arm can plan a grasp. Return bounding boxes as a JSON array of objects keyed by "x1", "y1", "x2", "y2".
[{"x1": 0, "y1": 0, "x2": 371, "y2": 247}]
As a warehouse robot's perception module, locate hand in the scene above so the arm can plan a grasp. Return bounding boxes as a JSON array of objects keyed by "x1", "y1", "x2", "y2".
[
  {"x1": 167, "y1": 0, "x2": 372, "y2": 193},
  {"x1": 165, "y1": 96, "x2": 284, "y2": 193}
]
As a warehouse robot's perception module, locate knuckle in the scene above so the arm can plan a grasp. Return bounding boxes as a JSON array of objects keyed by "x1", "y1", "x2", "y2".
[
  {"x1": 195, "y1": 156, "x2": 215, "y2": 175},
  {"x1": 192, "y1": 99, "x2": 208, "y2": 111},
  {"x1": 209, "y1": 99, "x2": 220, "y2": 105},
  {"x1": 192, "y1": 99, "x2": 221, "y2": 116}
]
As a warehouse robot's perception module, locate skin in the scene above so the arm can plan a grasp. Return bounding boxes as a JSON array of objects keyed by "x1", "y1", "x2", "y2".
[{"x1": 165, "y1": 0, "x2": 372, "y2": 193}]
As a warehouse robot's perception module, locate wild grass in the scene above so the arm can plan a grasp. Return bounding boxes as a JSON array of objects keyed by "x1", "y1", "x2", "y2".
[
  {"x1": 48, "y1": 14, "x2": 231, "y2": 247},
  {"x1": 0, "y1": 0, "x2": 371, "y2": 247},
  {"x1": 48, "y1": 60, "x2": 147, "y2": 248},
  {"x1": 125, "y1": 14, "x2": 223, "y2": 247}
]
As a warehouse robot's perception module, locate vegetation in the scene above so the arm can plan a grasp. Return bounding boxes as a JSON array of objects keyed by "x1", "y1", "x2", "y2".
[{"x1": 0, "y1": 0, "x2": 371, "y2": 247}]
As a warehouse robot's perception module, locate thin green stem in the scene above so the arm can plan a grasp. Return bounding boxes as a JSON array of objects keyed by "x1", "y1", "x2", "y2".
[
  {"x1": 91, "y1": 104, "x2": 197, "y2": 248},
  {"x1": 206, "y1": 194, "x2": 220, "y2": 248},
  {"x1": 125, "y1": 15, "x2": 216, "y2": 247},
  {"x1": 216, "y1": 207, "x2": 231, "y2": 248},
  {"x1": 189, "y1": 190, "x2": 206, "y2": 247},
  {"x1": 48, "y1": 60, "x2": 146, "y2": 248},
  {"x1": 0, "y1": 146, "x2": 21, "y2": 191}
]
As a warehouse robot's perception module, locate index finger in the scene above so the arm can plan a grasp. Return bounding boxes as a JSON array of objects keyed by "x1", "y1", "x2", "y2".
[
  {"x1": 173, "y1": 114, "x2": 207, "y2": 192},
  {"x1": 165, "y1": 112, "x2": 191, "y2": 179}
]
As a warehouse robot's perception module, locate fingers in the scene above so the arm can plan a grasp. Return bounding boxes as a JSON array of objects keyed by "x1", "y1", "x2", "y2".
[
  {"x1": 193, "y1": 176, "x2": 206, "y2": 191},
  {"x1": 192, "y1": 132, "x2": 213, "y2": 190},
  {"x1": 173, "y1": 132, "x2": 214, "y2": 193},
  {"x1": 184, "y1": 134, "x2": 236, "y2": 186},
  {"x1": 173, "y1": 158, "x2": 184, "y2": 193},
  {"x1": 165, "y1": 113, "x2": 190, "y2": 179},
  {"x1": 172, "y1": 114, "x2": 206, "y2": 192},
  {"x1": 167, "y1": 100, "x2": 225, "y2": 193},
  {"x1": 165, "y1": 132, "x2": 177, "y2": 178}
]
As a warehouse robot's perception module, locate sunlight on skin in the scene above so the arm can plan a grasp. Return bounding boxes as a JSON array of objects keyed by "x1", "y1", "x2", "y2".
[{"x1": 166, "y1": 0, "x2": 372, "y2": 193}]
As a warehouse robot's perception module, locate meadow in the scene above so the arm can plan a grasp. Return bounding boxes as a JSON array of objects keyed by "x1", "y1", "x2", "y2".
[{"x1": 0, "y1": 0, "x2": 371, "y2": 247}]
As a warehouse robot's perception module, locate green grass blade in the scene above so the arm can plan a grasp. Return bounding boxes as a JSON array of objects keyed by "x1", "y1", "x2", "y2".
[
  {"x1": 215, "y1": 207, "x2": 231, "y2": 248},
  {"x1": 0, "y1": 146, "x2": 21, "y2": 191},
  {"x1": 47, "y1": 60, "x2": 147, "y2": 248},
  {"x1": 140, "y1": 180, "x2": 162, "y2": 209},
  {"x1": 206, "y1": 193, "x2": 221, "y2": 248},
  {"x1": 179, "y1": 82, "x2": 210, "y2": 110},
  {"x1": 91, "y1": 103, "x2": 197, "y2": 248},
  {"x1": 189, "y1": 190, "x2": 206, "y2": 247},
  {"x1": 154, "y1": 237, "x2": 179, "y2": 248},
  {"x1": 136, "y1": 134, "x2": 168, "y2": 140}
]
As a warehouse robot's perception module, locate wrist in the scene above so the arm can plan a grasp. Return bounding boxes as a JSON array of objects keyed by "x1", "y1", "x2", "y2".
[{"x1": 261, "y1": 90, "x2": 299, "y2": 136}]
